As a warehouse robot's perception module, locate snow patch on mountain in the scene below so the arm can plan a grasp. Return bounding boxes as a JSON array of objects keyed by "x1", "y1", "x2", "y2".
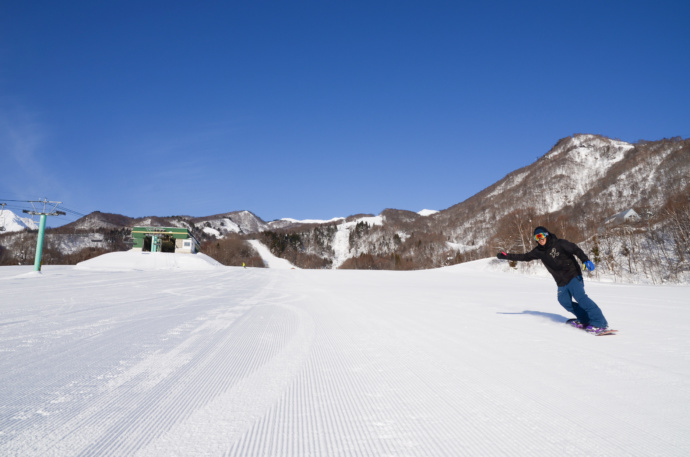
[
  {"x1": 540, "y1": 135, "x2": 636, "y2": 213},
  {"x1": 446, "y1": 241, "x2": 476, "y2": 253},
  {"x1": 247, "y1": 240, "x2": 296, "y2": 269},
  {"x1": 417, "y1": 209, "x2": 439, "y2": 216},
  {"x1": 46, "y1": 233, "x2": 107, "y2": 255},
  {"x1": 281, "y1": 217, "x2": 345, "y2": 225},
  {"x1": 203, "y1": 227, "x2": 221, "y2": 237},
  {"x1": 332, "y1": 216, "x2": 384, "y2": 268},
  {"x1": 487, "y1": 170, "x2": 530, "y2": 198},
  {"x1": 200, "y1": 218, "x2": 241, "y2": 236},
  {"x1": 546, "y1": 134, "x2": 633, "y2": 160}
]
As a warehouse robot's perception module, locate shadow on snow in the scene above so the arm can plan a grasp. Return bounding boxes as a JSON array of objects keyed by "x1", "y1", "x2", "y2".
[{"x1": 497, "y1": 310, "x2": 568, "y2": 324}]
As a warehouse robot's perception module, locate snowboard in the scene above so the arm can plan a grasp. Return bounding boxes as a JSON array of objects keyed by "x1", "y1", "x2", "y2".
[{"x1": 566, "y1": 319, "x2": 618, "y2": 336}]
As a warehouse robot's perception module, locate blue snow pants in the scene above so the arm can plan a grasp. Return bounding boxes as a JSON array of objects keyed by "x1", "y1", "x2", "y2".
[{"x1": 557, "y1": 276, "x2": 608, "y2": 328}]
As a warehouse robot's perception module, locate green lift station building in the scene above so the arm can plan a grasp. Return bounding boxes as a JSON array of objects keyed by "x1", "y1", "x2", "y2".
[{"x1": 131, "y1": 227, "x2": 200, "y2": 254}]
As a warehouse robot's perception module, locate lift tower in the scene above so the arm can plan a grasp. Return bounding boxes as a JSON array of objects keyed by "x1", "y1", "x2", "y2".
[{"x1": 23, "y1": 199, "x2": 66, "y2": 271}]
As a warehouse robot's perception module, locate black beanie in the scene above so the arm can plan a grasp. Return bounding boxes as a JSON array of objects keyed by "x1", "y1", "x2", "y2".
[{"x1": 533, "y1": 226, "x2": 549, "y2": 237}]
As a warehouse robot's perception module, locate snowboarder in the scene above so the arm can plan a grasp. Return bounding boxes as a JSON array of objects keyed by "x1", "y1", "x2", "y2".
[{"x1": 496, "y1": 226, "x2": 610, "y2": 334}]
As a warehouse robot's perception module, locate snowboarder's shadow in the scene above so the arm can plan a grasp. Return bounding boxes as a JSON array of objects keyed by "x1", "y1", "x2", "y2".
[{"x1": 497, "y1": 310, "x2": 567, "y2": 324}]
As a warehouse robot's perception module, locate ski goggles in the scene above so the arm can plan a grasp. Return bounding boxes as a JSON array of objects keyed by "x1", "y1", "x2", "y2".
[{"x1": 534, "y1": 232, "x2": 548, "y2": 241}]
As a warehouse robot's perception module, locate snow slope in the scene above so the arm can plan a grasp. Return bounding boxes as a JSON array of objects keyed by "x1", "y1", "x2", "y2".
[
  {"x1": 75, "y1": 250, "x2": 222, "y2": 271},
  {"x1": 247, "y1": 240, "x2": 296, "y2": 269},
  {"x1": 1, "y1": 259, "x2": 689, "y2": 456},
  {"x1": 331, "y1": 216, "x2": 383, "y2": 268}
]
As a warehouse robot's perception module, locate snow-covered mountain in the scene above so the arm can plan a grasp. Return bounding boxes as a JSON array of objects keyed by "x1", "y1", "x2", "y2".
[
  {"x1": 485, "y1": 135, "x2": 634, "y2": 212},
  {"x1": 0, "y1": 209, "x2": 38, "y2": 232},
  {"x1": 64, "y1": 211, "x2": 136, "y2": 230},
  {"x1": 191, "y1": 210, "x2": 268, "y2": 236},
  {"x1": 58, "y1": 210, "x2": 269, "y2": 236},
  {"x1": 1, "y1": 134, "x2": 687, "y2": 279},
  {"x1": 262, "y1": 135, "x2": 689, "y2": 275},
  {"x1": 435, "y1": 134, "x2": 689, "y2": 248}
]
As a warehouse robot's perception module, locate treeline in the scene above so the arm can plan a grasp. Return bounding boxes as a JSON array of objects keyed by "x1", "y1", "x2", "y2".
[
  {"x1": 259, "y1": 228, "x2": 333, "y2": 269},
  {"x1": 342, "y1": 224, "x2": 465, "y2": 270},
  {"x1": 580, "y1": 192, "x2": 690, "y2": 283},
  {"x1": 486, "y1": 188, "x2": 690, "y2": 284},
  {"x1": 252, "y1": 218, "x2": 468, "y2": 271},
  {"x1": 201, "y1": 234, "x2": 265, "y2": 267},
  {"x1": 0, "y1": 228, "x2": 131, "y2": 266}
]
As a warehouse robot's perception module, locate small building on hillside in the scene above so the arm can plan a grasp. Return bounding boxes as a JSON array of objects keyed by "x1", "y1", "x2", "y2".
[
  {"x1": 131, "y1": 227, "x2": 200, "y2": 254},
  {"x1": 603, "y1": 208, "x2": 641, "y2": 228}
]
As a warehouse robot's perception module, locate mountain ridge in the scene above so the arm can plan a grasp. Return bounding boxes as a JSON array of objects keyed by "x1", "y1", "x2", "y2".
[{"x1": 2, "y1": 134, "x2": 688, "y2": 280}]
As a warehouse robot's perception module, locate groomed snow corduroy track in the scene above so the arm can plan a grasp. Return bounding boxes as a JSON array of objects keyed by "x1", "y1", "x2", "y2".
[{"x1": 1, "y1": 260, "x2": 689, "y2": 456}]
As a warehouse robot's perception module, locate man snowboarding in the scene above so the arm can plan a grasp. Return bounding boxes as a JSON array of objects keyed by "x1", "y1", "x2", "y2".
[{"x1": 497, "y1": 226, "x2": 611, "y2": 335}]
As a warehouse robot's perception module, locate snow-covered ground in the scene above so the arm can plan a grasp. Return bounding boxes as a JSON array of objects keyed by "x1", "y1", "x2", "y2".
[
  {"x1": 1, "y1": 256, "x2": 689, "y2": 456},
  {"x1": 74, "y1": 251, "x2": 223, "y2": 271}
]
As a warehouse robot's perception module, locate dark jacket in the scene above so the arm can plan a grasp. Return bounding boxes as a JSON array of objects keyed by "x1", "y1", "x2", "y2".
[{"x1": 504, "y1": 232, "x2": 591, "y2": 287}]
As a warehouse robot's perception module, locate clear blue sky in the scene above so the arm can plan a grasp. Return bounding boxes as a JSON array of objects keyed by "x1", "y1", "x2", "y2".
[{"x1": 1, "y1": 1, "x2": 688, "y2": 226}]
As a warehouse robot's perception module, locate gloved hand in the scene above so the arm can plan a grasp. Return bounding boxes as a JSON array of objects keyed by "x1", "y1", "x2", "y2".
[
  {"x1": 584, "y1": 260, "x2": 595, "y2": 271},
  {"x1": 497, "y1": 252, "x2": 507, "y2": 260}
]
